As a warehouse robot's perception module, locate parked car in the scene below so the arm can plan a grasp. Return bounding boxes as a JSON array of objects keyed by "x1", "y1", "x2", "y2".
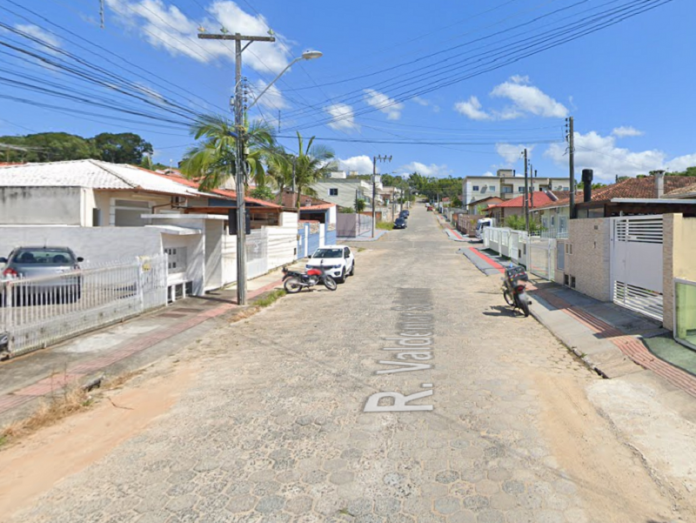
[
  {"x1": 400, "y1": 210, "x2": 410, "y2": 218},
  {"x1": 0, "y1": 247, "x2": 84, "y2": 304},
  {"x1": 426, "y1": 206, "x2": 433, "y2": 211},
  {"x1": 394, "y1": 218, "x2": 407, "y2": 229},
  {"x1": 306, "y1": 245, "x2": 355, "y2": 283}
]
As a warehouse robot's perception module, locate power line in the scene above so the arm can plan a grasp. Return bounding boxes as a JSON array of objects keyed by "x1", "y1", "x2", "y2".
[{"x1": 284, "y1": 0, "x2": 671, "y2": 131}]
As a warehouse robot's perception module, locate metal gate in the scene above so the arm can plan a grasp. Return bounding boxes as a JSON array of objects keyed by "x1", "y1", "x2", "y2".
[
  {"x1": 611, "y1": 216, "x2": 663, "y2": 321},
  {"x1": 526, "y1": 237, "x2": 556, "y2": 281}
]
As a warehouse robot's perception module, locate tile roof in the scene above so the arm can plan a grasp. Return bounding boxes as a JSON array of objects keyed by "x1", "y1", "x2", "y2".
[
  {"x1": 588, "y1": 175, "x2": 694, "y2": 201},
  {"x1": 488, "y1": 192, "x2": 555, "y2": 210},
  {"x1": 0, "y1": 159, "x2": 283, "y2": 208},
  {"x1": 664, "y1": 180, "x2": 696, "y2": 197},
  {"x1": 0, "y1": 159, "x2": 212, "y2": 198}
]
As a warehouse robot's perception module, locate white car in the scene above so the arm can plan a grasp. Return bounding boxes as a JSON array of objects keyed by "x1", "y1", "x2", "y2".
[{"x1": 306, "y1": 245, "x2": 355, "y2": 283}]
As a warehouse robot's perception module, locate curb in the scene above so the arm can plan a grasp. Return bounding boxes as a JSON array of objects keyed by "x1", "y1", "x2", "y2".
[
  {"x1": 0, "y1": 278, "x2": 283, "y2": 422},
  {"x1": 527, "y1": 293, "x2": 608, "y2": 378}
]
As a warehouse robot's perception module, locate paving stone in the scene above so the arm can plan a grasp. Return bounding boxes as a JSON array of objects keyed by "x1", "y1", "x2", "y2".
[
  {"x1": 435, "y1": 470, "x2": 459, "y2": 484},
  {"x1": 255, "y1": 495, "x2": 285, "y2": 514},
  {"x1": 329, "y1": 471, "x2": 355, "y2": 485},
  {"x1": 434, "y1": 496, "x2": 461, "y2": 515}
]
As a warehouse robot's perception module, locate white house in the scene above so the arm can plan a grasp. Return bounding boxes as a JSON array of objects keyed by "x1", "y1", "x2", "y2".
[{"x1": 463, "y1": 169, "x2": 570, "y2": 210}]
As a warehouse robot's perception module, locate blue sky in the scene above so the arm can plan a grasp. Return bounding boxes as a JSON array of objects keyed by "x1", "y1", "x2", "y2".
[{"x1": 0, "y1": 0, "x2": 693, "y2": 183}]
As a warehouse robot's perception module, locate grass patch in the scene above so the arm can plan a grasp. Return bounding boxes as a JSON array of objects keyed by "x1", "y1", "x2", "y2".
[
  {"x1": 254, "y1": 289, "x2": 286, "y2": 308},
  {"x1": 357, "y1": 247, "x2": 366, "y2": 253},
  {"x1": 376, "y1": 221, "x2": 394, "y2": 230},
  {"x1": 1, "y1": 385, "x2": 91, "y2": 448}
]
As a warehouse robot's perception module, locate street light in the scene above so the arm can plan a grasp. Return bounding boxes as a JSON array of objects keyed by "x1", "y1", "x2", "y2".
[{"x1": 248, "y1": 50, "x2": 323, "y2": 109}]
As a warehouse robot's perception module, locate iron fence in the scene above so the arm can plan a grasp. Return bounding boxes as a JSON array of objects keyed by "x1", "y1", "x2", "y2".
[{"x1": 0, "y1": 255, "x2": 167, "y2": 358}]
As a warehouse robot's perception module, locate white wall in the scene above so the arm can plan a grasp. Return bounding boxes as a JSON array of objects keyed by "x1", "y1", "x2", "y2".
[
  {"x1": 0, "y1": 187, "x2": 88, "y2": 226},
  {"x1": 0, "y1": 226, "x2": 163, "y2": 265}
]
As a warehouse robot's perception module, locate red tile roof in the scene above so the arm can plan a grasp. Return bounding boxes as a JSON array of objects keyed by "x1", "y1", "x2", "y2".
[
  {"x1": 140, "y1": 165, "x2": 282, "y2": 208},
  {"x1": 488, "y1": 192, "x2": 555, "y2": 210},
  {"x1": 300, "y1": 203, "x2": 335, "y2": 211},
  {"x1": 664, "y1": 180, "x2": 696, "y2": 197}
]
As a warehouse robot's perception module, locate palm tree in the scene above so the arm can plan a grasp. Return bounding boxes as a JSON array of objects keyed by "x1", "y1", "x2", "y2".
[
  {"x1": 292, "y1": 132, "x2": 337, "y2": 210},
  {"x1": 265, "y1": 152, "x2": 294, "y2": 204},
  {"x1": 180, "y1": 115, "x2": 279, "y2": 191}
]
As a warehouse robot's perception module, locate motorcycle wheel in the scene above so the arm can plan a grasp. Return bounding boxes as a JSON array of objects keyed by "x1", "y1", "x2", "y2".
[
  {"x1": 324, "y1": 276, "x2": 338, "y2": 291},
  {"x1": 284, "y1": 277, "x2": 303, "y2": 294},
  {"x1": 518, "y1": 294, "x2": 530, "y2": 317},
  {"x1": 503, "y1": 290, "x2": 514, "y2": 306}
]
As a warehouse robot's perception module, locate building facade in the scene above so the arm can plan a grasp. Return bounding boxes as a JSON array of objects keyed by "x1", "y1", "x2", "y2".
[{"x1": 462, "y1": 169, "x2": 570, "y2": 210}]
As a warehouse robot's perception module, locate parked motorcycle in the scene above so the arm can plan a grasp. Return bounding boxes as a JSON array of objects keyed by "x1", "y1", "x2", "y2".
[
  {"x1": 282, "y1": 266, "x2": 337, "y2": 293},
  {"x1": 502, "y1": 265, "x2": 530, "y2": 317}
]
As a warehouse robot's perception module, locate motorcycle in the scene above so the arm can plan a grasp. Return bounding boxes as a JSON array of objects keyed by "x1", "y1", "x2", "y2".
[
  {"x1": 502, "y1": 265, "x2": 530, "y2": 317},
  {"x1": 282, "y1": 265, "x2": 337, "y2": 293}
]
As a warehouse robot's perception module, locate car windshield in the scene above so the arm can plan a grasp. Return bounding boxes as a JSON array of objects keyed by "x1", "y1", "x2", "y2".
[
  {"x1": 13, "y1": 248, "x2": 74, "y2": 266},
  {"x1": 312, "y1": 248, "x2": 343, "y2": 259}
]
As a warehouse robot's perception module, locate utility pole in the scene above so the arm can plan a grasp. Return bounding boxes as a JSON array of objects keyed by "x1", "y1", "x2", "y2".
[
  {"x1": 567, "y1": 116, "x2": 576, "y2": 219},
  {"x1": 523, "y1": 148, "x2": 529, "y2": 235},
  {"x1": 372, "y1": 155, "x2": 391, "y2": 237},
  {"x1": 198, "y1": 32, "x2": 275, "y2": 305}
]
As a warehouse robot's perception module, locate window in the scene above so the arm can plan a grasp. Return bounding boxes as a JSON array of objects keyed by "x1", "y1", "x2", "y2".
[
  {"x1": 328, "y1": 188, "x2": 338, "y2": 196},
  {"x1": 518, "y1": 187, "x2": 525, "y2": 193},
  {"x1": 563, "y1": 186, "x2": 569, "y2": 191},
  {"x1": 113, "y1": 199, "x2": 151, "y2": 226},
  {"x1": 472, "y1": 185, "x2": 480, "y2": 191},
  {"x1": 489, "y1": 185, "x2": 495, "y2": 191},
  {"x1": 502, "y1": 186, "x2": 512, "y2": 194}
]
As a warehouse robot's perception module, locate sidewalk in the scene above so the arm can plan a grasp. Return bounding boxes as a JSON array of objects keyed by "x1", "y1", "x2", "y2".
[
  {"x1": 435, "y1": 213, "x2": 469, "y2": 242},
  {"x1": 0, "y1": 267, "x2": 288, "y2": 425},
  {"x1": 462, "y1": 245, "x2": 696, "y2": 396},
  {"x1": 337, "y1": 229, "x2": 388, "y2": 242},
  {"x1": 461, "y1": 245, "x2": 696, "y2": 499}
]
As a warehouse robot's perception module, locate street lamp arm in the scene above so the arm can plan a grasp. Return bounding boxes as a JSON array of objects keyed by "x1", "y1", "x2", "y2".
[{"x1": 248, "y1": 57, "x2": 301, "y2": 109}]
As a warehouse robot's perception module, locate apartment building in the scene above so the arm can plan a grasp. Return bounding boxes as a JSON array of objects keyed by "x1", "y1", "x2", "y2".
[{"x1": 463, "y1": 169, "x2": 570, "y2": 208}]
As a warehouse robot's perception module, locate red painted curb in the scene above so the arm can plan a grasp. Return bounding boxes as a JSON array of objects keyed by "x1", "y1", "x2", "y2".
[{"x1": 469, "y1": 247, "x2": 505, "y2": 273}]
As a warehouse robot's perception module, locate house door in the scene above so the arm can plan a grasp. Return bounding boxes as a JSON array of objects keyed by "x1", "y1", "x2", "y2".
[{"x1": 611, "y1": 216, "x2": 663, "y2": 321}]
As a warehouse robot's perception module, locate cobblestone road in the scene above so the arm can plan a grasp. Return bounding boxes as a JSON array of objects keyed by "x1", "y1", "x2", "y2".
[{"x1": 7, "y1": 207, "x2": 683, "y2": 522}]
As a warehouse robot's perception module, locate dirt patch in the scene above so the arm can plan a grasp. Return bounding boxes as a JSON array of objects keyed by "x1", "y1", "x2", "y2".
[
  {"x1": 0, "y1": 364, "x2": 195, "y2": 519},
  {"x1": 534, "y1": 372, "x2": 684, "y2": 522}
]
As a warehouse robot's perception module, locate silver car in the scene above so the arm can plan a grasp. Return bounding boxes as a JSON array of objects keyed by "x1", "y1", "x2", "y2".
[{"x1": 1, "y1": 247, "x2": 84, "y2": 304}]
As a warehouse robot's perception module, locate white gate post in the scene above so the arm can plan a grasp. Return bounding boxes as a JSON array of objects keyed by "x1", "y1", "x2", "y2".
[{"x1": 319, "y1": 223, "x2": 326, "y2": 247}]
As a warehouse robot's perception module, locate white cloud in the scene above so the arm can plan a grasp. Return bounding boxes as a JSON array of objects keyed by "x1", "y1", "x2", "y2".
[
  {"x1": 412, "y1": 96, "x2": 440, "y2": 113},
  {"x1": 363, "y1": 89, "x2": 404, "y2": 120},
  {"x1": 454, "y1": 96, "x2": 491, "y2": 121},
  {"x1": 252, "y1": 79, "x2": 288, "y2": 110},
  {"x1": 482, "y1": 171, "x2": 495, "y2": 177},
  {"x1": 544, "y1": 130, "x2": 669, "y2": 183},
  {"x1": 398, "y1": 162, "x2": 451, "y2": 178},
  {"x1": 495, "y1": 143, "x2": 533, "y2": 164},
  {"x1": 490, "y1": 76, "x2": 568, "y2": 119},
  {"x1": 105, "y1": 0, "x2": 291, "y2": 73},
  {"x1": 338, "y1": 155, "x2": 373, "y2": 174},
  {"x1": 324, "y1": 103, "x2": 359, "y2": 131},
  {"x1": 612, "y1": 126, "x2": 643, "y2": 138},
  {"x1": 16, "y1": 24, "x2": 62, "y2": 55},
  {"x1": 666, "y1": 153, "x2": 696, "y2": 173}
]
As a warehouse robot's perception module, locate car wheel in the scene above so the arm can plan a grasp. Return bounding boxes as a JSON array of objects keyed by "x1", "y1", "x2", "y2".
[
  {"x1": 349, "y1": 262, "x2": 355, "y2": 276},
  {"x1": 337, "y1": 269, "x2": 346, "y2": 284}
]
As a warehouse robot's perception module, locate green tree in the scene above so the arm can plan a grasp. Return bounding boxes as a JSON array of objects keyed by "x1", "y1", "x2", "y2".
[
  {"x1": 92, "y1": 133, "x2": 153, "y2": 164},
  {"x1": 250, "y1": 185, "x2": 275, "y2": 202},
  {"x1": 666, "y1": 166, "x2": 696, "y2": 177},
  {"x1": 180, "y1": 115, "x2": 279, "y2": 191},
  {"x1": 0, "y1": 132, "x2": 99, "y2": 162},
  {"x1": 355, "y1": 199, "x2": 366, "y2": 212},
  {"x1": 291, "y1": 132, "x2": 337, "y2": 210}
]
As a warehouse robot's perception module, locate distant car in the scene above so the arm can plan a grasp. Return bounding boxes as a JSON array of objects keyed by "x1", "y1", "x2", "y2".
[
  {"x1": 394, "y1": 218, "x2": 407, "y2": 229},
  {"x1": 426, "y1": 206, "x2": 433, "y2": 211},
  {"x1": 306, "y1": 245, "x2": 355, "y2": 283},
  {"x1": 0, "y1": 247, "x2": 84, "y2": 304},
  {"x1": 399, "y1": 210, "x2": 409, "y2": 219}
]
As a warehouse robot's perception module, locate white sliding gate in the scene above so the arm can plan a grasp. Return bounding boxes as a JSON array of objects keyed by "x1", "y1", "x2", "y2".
[{"x1": 611, "y1": 215, "x2": 664, "y2": 321}]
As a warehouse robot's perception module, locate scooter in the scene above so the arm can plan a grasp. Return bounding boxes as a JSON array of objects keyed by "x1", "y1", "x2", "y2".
[
  {"x1": 502, "y1": 265, "x2": 530, "y2": 317},
  {"x1": 282, "y1": 266, "x2": 337, "y2": 293}
]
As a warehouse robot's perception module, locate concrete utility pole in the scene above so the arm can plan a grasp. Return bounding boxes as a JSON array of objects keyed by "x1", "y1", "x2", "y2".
[
  {"x1": 198, "y1": 32, "x2": 275, "y2": 305},
  {"x1": 567, "y1": 116, "x2": 576, "y2": 219},
  {"x1": 523, "y1": 148, "x2": 529, "y2": 235},
  {"x1": 371, "y1": 155, "x2": 391, "y2": 238}
]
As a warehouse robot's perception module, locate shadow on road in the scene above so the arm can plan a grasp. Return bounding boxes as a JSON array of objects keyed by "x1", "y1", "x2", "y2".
[{"x1": 482, "y1": 305, "x2": 523, "y2": 318}]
